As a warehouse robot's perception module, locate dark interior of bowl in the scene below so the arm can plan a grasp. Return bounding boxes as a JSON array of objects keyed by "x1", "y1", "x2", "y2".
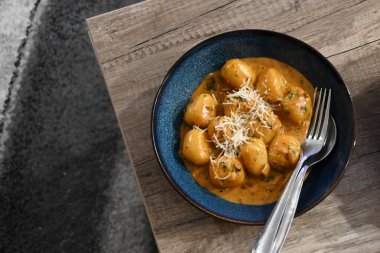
[{"x1": 152, "y1": 30, "x2": 355, "y2": 224}]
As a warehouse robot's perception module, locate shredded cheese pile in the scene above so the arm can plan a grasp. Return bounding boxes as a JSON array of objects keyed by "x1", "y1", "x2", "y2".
[{"x1": 211, "y1": 84, "x2": 273, "y2": 157}]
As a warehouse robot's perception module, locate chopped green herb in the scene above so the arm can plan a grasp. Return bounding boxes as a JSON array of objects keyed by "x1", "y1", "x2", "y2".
[
  {"x1": 266, "y1": 189, "x2": 273, "y2": 193},
  {"x1": 281, "y1": 103, "x2": 290, "y2": 114},
  {"x1": 206, "y1": 77, "x2": 217, "y2": 91},
  {"x1": 300, "y1": 105, "x2": 308, "y2": 113},
  {"x1": 286, "y1": 92, "x2": 295, "y2": 99},
  {"x1": 265, "y1": 175, "x2": 275, "y2": 182},
  {"x1": 234, "y1": 165, "x2": 241, "y2": 172},
  {"x1": 286, "y1": 90, "x2": 298, "y2": 99}
]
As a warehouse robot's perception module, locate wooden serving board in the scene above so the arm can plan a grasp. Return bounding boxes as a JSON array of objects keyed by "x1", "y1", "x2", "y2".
[{"x1": 87, "y1": 0, "x2": 380, "y2": 252}]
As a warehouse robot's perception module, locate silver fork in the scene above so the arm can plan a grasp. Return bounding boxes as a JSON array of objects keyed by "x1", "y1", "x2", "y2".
[
  {"x1": 252, "y1": 88, "x2": 332, "y2": 253},
  {"x1": 270, "y1": 91, "x2": 333, "y2": 253}
]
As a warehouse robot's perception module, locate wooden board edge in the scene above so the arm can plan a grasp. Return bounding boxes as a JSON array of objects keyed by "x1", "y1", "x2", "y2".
[{"x1": 86, "y1": 0, "x2": 149, "y2": 26}]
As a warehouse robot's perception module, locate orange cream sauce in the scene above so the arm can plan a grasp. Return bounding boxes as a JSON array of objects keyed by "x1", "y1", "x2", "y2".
[{"x1": 180, "y1": 57, "x2": 314, "y2": 205}]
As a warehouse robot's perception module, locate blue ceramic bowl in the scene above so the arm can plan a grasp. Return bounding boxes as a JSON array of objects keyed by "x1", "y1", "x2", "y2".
[{"x1": 152, "y1": 30, "x2": 355, "y2": 224}]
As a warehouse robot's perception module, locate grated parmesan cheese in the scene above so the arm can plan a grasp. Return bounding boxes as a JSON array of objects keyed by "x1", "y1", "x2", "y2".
[{"x1": 211, "y1": 84, "x2": 273, "y2": 157}]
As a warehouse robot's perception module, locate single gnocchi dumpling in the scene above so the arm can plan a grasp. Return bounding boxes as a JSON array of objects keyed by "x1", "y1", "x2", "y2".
[
  {"x1": 256, "y1": 68, "x2": 287, "y2": 103},
  {"x1": 181, "y1": 129, "x2": 212, "y2": 165},
  {"x1": 221, "y1": 59, "x2": 256, "y2": 89},
  {"x1": 207, "y1": 116, "x2": 233, "y2": 141},
  {"x1": 240, "y1": 139, "x2": 271, "y2": 177},
  {"x1": 280, "y1": 87, "x2": 312, "y2": 126},
  {"x1": 191, "y1": 73, "x2": 220, "y2": 99},
  {"x1": 268, "y1": 135, "x2": 301, "y2": 171},
  {"x1": 184, "y1": 93, "x2": 217, "y2": 128},
  {"x1": 209, "y1": 156, "x2": 246, "y2": 188},
  {"x1": 250, "y1": 110, "x2": 282, "y2": 144}
]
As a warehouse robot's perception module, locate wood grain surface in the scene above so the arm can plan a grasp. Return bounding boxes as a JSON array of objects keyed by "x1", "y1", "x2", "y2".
[{"x1": 87, "y1": 0, "x2": 380, "y2": 252}]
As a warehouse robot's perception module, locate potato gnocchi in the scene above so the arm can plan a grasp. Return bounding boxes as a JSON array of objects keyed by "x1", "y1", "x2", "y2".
[{"x1": 180, "y1": 57, "x2": 314, "y2": 205}]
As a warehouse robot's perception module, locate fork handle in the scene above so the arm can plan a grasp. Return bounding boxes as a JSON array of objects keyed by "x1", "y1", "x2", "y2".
[
  {"x1": 269, "y1": 165, "x2": 309, "y2": 253},
  {"x1": 252, "y1": 157, "x2": 307, "y2": 253}
]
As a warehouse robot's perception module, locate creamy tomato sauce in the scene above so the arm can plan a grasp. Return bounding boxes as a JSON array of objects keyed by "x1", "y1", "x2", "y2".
[{"x1": 180, "y1": 57, "x2": 314, "y2": 205}]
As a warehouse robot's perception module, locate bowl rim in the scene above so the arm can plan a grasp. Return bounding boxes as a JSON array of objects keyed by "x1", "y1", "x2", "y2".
[{"x1": 151, "y1": 29, "x2": 356, "y2": 225}]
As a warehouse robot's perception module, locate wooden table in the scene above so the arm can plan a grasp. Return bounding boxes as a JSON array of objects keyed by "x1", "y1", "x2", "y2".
[{"x1": 87, "y1": 1, "x2": 380, "y2": 252}]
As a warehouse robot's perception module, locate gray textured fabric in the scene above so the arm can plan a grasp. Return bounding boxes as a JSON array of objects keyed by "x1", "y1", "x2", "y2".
[
  {"x1": 0, "y1": 0, "x2": 157, "y2": 252},
  {"x1": 0, "y1": 0, "x2": 37, "y2": 115}
]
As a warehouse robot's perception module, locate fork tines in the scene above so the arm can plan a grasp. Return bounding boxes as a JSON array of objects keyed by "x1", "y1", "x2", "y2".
[{"x1": 308, "y1": 88, "x2": 332, "y2": 140}]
